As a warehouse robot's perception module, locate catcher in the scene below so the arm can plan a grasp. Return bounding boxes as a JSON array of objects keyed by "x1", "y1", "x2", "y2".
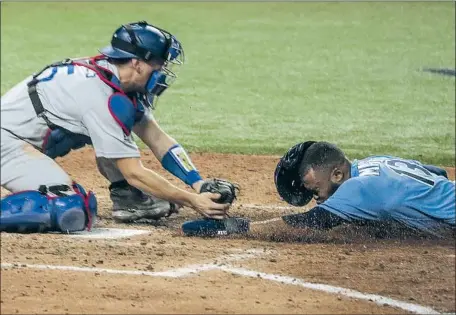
[
  {"x1": 274, "y1": 141, "x2": 455, "y2": 237},
  {"x1": 1, "y1": 21, "x2": 238, "y2": 233}
]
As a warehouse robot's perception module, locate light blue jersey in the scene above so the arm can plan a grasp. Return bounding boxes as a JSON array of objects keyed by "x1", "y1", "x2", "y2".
[{"x1": 319, "y1": 156, "x2": 455, "y2": 235}]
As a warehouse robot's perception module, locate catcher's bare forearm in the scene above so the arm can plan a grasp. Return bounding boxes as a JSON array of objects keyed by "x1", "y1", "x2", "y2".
[
  {"x1": 116, "y1": 157, "x2": 194, "y2": 207},
  {"x1": 133, "y1": 116, "x2": 177, "y2": 161},
  {"x1": 133, "y1": 117, "x2": 203, "y2": 188},
  {"x1": 191, "y1": 180, "x2": 204, "y2": 193}
]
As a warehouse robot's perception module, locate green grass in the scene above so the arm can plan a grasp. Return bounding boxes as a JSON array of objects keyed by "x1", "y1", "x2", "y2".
[{"x1": 2, "y1": 2, "x2": 455, "y2": 165}]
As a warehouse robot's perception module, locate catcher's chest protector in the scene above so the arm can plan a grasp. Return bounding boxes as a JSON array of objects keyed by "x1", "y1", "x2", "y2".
[{"x1": 28, "y1": 56, "x2": 145, "y2": 159}]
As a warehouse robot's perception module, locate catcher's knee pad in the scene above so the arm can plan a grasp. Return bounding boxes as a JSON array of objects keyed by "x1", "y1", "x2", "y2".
[{"x1": 0, "y1": 183, "x2": 97, "y2": 233}]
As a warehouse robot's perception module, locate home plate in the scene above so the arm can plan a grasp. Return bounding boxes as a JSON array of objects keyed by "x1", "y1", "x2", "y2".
[{"x1": 64, "y1": 228, "x2": 151, "y2": 239}]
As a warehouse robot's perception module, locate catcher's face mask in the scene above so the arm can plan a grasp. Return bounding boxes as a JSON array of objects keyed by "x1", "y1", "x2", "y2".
[
  {"x1": 105, "y1": 20, "x2": 185, "y2": 110},
  {"x1": 142, "y1": 36, "x2": 184, "y2": 110}
]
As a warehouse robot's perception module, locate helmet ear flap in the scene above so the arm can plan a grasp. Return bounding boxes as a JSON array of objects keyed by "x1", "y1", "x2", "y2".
[{"x1": 274, "y1": 141, "x2": 317, "y2": 206}]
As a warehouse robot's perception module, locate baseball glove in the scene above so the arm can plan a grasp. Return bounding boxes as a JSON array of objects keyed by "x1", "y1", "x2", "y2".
[{"x1": 199, "y1": 178, "x2": 239, "y2": 204}]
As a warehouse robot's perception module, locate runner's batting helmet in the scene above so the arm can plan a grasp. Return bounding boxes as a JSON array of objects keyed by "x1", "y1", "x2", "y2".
[{"x1": 274, "y1": 141, "x2": 317, "y2": 206}]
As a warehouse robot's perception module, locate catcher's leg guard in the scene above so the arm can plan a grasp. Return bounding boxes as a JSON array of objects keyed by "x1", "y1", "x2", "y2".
[
  {"x1": 0, "y1": 184, "x2": 97, "y2": 233},
  {"x1": 109, "y1": 180, "x2": 179, "y2": 222}
]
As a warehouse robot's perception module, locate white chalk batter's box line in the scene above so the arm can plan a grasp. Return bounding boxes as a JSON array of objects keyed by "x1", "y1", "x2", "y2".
[
  {"x1": 50, "y1": 228, "x2": 152, "y2": 239},
  {"x1": 1, "y1": 248, "x2": 439, "y2": 314}
]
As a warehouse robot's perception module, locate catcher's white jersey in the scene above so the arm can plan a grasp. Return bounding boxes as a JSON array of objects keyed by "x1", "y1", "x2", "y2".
[
  {"x1": 1, "y1": 58, "x2": 148, "y2": 191},
  {"x1": 1, "y1": 58, "x2": 144, "y2": 158}
]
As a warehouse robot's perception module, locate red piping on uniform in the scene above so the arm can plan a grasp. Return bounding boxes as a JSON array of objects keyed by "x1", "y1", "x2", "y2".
[
  {"x1": 72, "y1": 183, "x2": 93, "y2": 231},
  {"x1": 107, "y1": 93, "x2": 131, "y2": 136},
  {"x1": 71, "y1": 58, "x2": 125, "y2": 96},
  {"x1": 41, "y1": 128, "x2": 52, "y2": 151},
  {"x1": 70, "y1": 57, "x2": 137, "y2": 136},
  {"x1": 90, "y1": 56, "x2": 137, "y2": 108},
  {"x1": 88, "y1": 56, "x2": 137, "y2": 109},
  {"x1": 91, "y1": 54, "x2": 106, "y2": 61}
]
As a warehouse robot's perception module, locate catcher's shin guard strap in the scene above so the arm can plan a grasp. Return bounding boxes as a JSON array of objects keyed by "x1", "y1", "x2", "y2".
[{"x1": 161, "y1": 144, "x2": 202, "y2": 186}]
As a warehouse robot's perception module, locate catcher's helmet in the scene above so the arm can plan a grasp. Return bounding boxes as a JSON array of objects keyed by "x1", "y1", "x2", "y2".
[
  {"x1": 100, "y1": 21, "x2": 184, "y2": 109},
  {"x1": 274, "y1": 141, "x2": 317, "y2": 206}
]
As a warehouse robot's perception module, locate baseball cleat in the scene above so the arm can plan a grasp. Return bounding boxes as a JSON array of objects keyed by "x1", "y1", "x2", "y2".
[{"x1": 109, "y1": 181, "x2": 180, "y2": 222}]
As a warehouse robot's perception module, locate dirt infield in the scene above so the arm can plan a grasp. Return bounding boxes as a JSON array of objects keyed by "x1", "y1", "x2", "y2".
[{"x1": 1, "y1": 148, "x2": 455, "y2": 314}]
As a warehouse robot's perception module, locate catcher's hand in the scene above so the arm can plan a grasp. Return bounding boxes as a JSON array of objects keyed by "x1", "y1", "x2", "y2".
[{"x1": 199, "y1": 178, "x2": 240, "y2": 204}]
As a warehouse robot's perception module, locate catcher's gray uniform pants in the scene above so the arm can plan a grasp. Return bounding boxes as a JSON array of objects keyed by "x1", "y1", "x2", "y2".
[
  {"x1": 1, "y1": 130, "x2": 124, "y2": 192},
  {"x1": 1, "y1": 129, "x2": 73, "y2": 192},
  {"x1": 95, "y1": 157, "x2": 125, "y2": 183}
]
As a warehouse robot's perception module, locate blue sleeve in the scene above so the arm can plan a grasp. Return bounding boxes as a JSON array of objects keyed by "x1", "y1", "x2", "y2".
[
  {"x1": 318, "y1": 178, "x2": 386, "y2": 223},
  {"x1": 422, "y1": 164, "x2": 448, "y2": 179},
  {"x1": 161, "y1": 144, "x2": 202, "y2": 186},
  {"x1": 406, "y1": 159, "x2": 448, "y2": 179}
]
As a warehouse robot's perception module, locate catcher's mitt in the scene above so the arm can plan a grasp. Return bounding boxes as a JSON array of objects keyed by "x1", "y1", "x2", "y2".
[{"x1": 199, "y1": 178, "x2": 239, "y2": 204}]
